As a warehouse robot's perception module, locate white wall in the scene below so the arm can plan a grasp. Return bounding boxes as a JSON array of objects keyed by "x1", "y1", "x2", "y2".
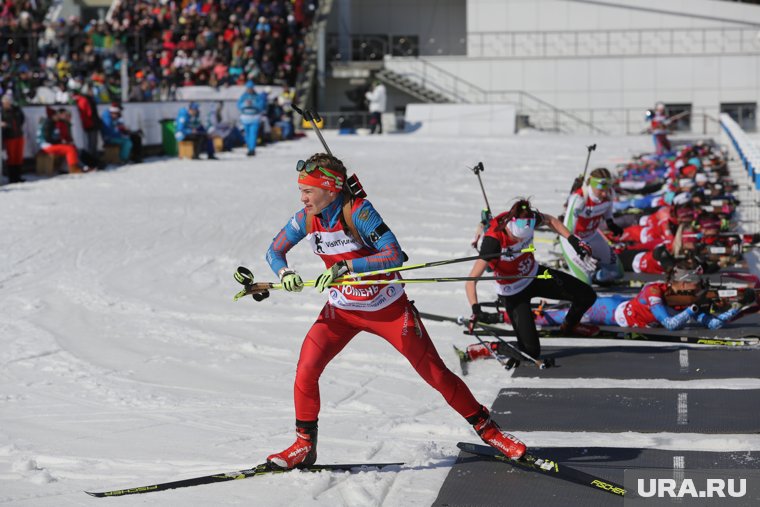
[
  {"x1": 404, "y1": 103, "x2": 516, "y2": 136},
  {"x1": 379, "y1": 0, "x2": 760, "y2": 132},
  {"x1": 467, "y1": 0, "x2": 760, "y2": 32},
  {"x1": 406, "y1": 53, "x2": 760, "y2": 111}
]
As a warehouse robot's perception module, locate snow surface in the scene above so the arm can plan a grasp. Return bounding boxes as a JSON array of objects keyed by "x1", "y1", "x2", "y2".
[{"x1": 1, "y1": 131, "x2": 758, "y2": 506}]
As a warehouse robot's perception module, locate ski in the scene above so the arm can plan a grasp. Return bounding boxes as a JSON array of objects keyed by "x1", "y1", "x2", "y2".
[
  {"x1": 419, "y1": 311, "x2": 760, "y2": 347},
  {"x1": 463, "y1": 325, "x2": 760, "y2": 347},
  {"x1": 85, "y1": 461, "x2": 403, "y2": 497},
  {"x1": 456, "y1": 442, "x2": 626, "y2": 497},
  {"x1": 452, "y1": 345, "x2": 469, "y2": 376}
]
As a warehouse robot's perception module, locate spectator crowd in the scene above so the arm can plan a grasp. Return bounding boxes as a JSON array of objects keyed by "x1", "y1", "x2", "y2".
[
  {"x1": 1, "y1": 0, "x2": 312, "y2": 182},
  {"x1": 0, "y1": 0, "x2": 317, "y2": 105}
]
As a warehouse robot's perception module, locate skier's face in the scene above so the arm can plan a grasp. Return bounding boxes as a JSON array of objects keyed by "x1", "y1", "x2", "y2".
[
  {"x1": 588, "y1": 176, "x2": 610, "y2": 202},
  {"x1": 299, "y1": 184, "x2": 337, "y2": 215},
  {"x1": 590, "y1": 186, "x2": 608, "y2": 201}
]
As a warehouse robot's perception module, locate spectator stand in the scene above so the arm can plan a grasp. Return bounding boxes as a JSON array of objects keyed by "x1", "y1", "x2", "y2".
[{"x1": 3, "y1": 0, "x2": 316, "y2": 109}]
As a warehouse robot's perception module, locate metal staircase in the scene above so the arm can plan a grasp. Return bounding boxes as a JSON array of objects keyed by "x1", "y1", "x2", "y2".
[
  {"x1": 383, "y1": 57, "x2": 606, "y2": 134},
  {"x1": 375, "y1": 68, "x2": 450, "y2": 104}
]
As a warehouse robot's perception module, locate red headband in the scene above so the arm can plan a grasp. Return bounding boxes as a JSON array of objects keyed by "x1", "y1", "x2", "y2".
[{"x1": 297, "y1": 167, "x2": 343, "y2": 192}]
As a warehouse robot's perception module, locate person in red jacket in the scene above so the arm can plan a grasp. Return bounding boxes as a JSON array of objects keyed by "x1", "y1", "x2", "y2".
[
  {"x1": 1, "y1": 94, "x2": 25, "y2": 183},
  {"x1": 72, "y1": 83, "x2": 102, "y2": 167},
  {"x1": 260, "y1": 153, "x2": 527, "y2": 469},
  {"x1": 465, "y1": 199, "x2": 598, "y2": 360}
]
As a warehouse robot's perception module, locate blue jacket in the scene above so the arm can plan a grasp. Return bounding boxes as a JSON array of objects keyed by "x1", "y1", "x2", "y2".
[
  {"x1": 100, "y1": 110, "x2": 126, "y2": 142},
  {"x1": 255, "y1": 91, "x2": 268, "y2": 113},
  {"x1": 237, "y1": 91, "x2": 261, "y2": 114},
  {"x1": 175, "y1": 107, "x2": 203, "y2": 141},
  {"x1": 266, "y1": 195, "x2": 403, "y2": 276}
]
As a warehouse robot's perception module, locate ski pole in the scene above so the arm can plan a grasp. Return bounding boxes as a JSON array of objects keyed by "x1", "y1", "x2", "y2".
[
  {"x1": 337, "y1": 246, "x2": 535, "y2": 280},
  {"x1": 416, "y1": 311, "x2": 551, "y2": 368},
  {"x1": 580, "y1": 143, "x2": 597, "y2": 183},
  {"x1": 470, "y1": 161, "x2": 491, "y2": 216},
  {"x1": 477, "y1": 325, "x2": 552, "y2": 369},
  {"x1": 234, "y1": 269, "x2": 553, "y2": 300},
  {"x1": 469, "y1": 162, "x2": 494, "y2": 250},
  {"x1": 292, "y1": 104, "x2": 332, "y2": 156},
  {"x1": 332, "y1": 272, "x2": 553, "y2": 285},
  {"x1": 469, "y1": 331, "x2": 515, "y2": 370}
]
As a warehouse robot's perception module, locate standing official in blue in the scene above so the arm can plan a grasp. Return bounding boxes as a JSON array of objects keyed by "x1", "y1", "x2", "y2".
[
  {"x1": 237, "y1": 81, "x2": 261, "y2": 157},
  {"x1": 175, "y1": 102, "x2": 217, "y2": 160}
]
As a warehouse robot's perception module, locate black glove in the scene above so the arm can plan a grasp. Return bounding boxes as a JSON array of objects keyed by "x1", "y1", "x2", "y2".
[
  {"x1": 468, "y1": 304, "x2": 486, "y2": 332},
  {"x1": 653, "y1": 245, "x2": 675, "y2": 271},
  {"x1": 606, "y1": 218, "x2": 624, "y2": 237},
  {"x1": 468, "y1": 304, "x2": 501, "y2": 332},
  {"x1": 568, "y1": 234, "x2": 592, "y2": 259},
  {"x1": 693, "y1": 289, "x2": 712, "y2": 313}
]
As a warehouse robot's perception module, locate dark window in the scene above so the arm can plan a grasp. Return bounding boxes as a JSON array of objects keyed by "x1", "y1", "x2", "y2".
[
  {"x1": 721, "y1": 102, "x2": 757, "y2": 132},
  {"x1": 664, "y1": 103, "x2": 692, "y2": 132}
]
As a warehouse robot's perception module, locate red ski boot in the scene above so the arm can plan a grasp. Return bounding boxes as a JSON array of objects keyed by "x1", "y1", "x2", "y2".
[
  {"x1": 465, "y1": 342, "x2": 498, "y2": 361},
  {"x1": 267, "y1": 423, "x2": 318, "y2": 470},
  {"x1": 559, "y1": 322, "x2": 599, "y2": 337},
  {"x1": 468, "y1": 406, "x2": 525, "y2": 459}
]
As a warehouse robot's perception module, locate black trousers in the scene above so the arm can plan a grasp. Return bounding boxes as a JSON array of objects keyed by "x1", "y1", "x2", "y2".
[
  {"x1": 498, "y1": 265, "x2": 596, "y2": 358},
  {"x1": 128, "y1": 132, "x2": 143, "y2": 162},
  {"x1": 369, "y1": 112, "x2": 382, "y2": 134}
]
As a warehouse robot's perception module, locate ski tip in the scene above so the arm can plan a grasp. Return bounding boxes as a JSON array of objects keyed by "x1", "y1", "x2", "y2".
[
  {"x1": 84, "y1": 491, "x2": 105, "y2": 497},
  {"x1": 456, "y1": 442, "x2": 482, "y2": 453}
]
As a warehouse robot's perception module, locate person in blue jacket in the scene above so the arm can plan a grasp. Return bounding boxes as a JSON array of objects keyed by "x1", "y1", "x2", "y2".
[
  {"x1": 175, "y1": 102, "x2": 217, "y2": 160},
  {"x1": 101, "y1": 103, "x2": 133, "y2": 162},
  {"x1": 237, "y1": 82, "x2": 261, "y2": 156}
]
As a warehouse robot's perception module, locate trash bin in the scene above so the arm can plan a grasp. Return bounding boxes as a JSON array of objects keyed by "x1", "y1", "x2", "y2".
[{"x1": 160, "y1": 119, "x2": 178, "y2": 156}]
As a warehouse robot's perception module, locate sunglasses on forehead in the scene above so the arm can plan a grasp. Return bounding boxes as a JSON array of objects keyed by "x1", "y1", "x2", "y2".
[
  {"x1": 588, "y1": 177, "x2": 610, "y2": 190},
  {"x1": 296, "y1": 160, "x2": 344, "y2": 187}
]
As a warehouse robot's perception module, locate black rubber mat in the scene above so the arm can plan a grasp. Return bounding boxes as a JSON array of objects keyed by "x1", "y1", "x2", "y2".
[
  {"x1": 432, "y1": 448, "x2": 760, "y2": 507},
  {"x1": 511, "y1": 346, "x2": 760, "y2": 379},
  {"x1": 491, "y1": 389, "x2": 760, "y2": 433}
]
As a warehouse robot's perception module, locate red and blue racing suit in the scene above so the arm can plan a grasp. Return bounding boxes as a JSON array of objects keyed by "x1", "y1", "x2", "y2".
[{"x1": 266, "y1": 195, "x2": 482, "y2": 423}]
